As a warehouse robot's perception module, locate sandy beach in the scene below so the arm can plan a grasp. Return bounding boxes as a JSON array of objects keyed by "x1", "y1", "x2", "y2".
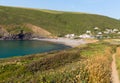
[{"x1": 32, "y1": 38, "x2": 98, "y2": 47}]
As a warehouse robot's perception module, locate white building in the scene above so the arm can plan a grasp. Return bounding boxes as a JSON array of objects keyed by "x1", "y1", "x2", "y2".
[
  {"x1": 86, "y1": 30, "x2": 91, "y2": 34},
  {"x1": 65, "y1": 34, "x2": 70, "y2": 38},
  {"x1": 94, "y1": 27, "x2": 99, "y2": 30},
  {"x1": 106, "y1": 29, "x2": 112, "y2": 33},
  {"x1": 103, "y1": 31, "x2": 109, "y2": 34},
  {"x1": 113, "y1": 29, "x2": 119, "y2": 32},
  {"x1": 117, "y1": 32, "x2": 120, "y2": 34},
  {"x1": 98, "y1": 32, "x2": 102, "y2": 35},
  {"x1": 79, "y1": 34, "x2": 93, "y2": 39},
  {"x1": 65, "y1": 34, "x2": 75, "y2": 38}
]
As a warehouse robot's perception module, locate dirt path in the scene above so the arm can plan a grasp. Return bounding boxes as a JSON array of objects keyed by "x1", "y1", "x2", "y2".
[{"x1": 112, "y1": 54, "x2": 120, "y2": 83}]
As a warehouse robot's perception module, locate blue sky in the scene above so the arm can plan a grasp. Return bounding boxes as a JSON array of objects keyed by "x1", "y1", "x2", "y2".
[{"x1": 0, "y1": 0, "x2": 119, "y2": 19}]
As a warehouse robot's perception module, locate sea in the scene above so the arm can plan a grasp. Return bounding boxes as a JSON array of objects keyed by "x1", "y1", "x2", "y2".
[{"x1": 0, "y1": 40, "x2": 70, "y2": 58}]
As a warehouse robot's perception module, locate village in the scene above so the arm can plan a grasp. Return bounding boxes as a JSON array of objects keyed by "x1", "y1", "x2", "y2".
[{"x1": 64, "y1": 27, "x2": 120, "y2": 39}]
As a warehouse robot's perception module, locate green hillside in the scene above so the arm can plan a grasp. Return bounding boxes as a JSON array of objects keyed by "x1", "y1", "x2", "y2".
[{"x1": 0, "y1": 6, "x2": 120, "y2": 36}]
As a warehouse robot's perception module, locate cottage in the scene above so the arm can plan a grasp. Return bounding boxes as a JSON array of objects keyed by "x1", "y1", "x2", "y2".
[
  {"x1": 117, "y1": 32, "x2": 120, "y2": 34},
  {"x1": 104, "y1": 31, "x2": 109, "y2": 34},
  {"x1": 113, "y1": 29, "x2": 119, "y2": 32},
  {"x1": 65, "y1": 34, "x2": 70, "y2": 38},
  {"x1": 98, "y1": 32, "x2": 102, "y2": 35},
  {"x1": 86, "y1": 30, "x2": 91, "y2": 34},
  {"x1": 65, "y1": 34, "x2": 75, "y2": 38},
  {"x1": 106, "y1": 29, "x2": 112, "y2": 33},
  {"x1": 94, "y1": 27, "x2": 99, "y2": 30},
  {"x1": 79, "y1": 34, "x2": 93, "y2": 39}
]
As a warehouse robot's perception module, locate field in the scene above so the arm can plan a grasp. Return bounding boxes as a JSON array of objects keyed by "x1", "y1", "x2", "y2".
[{"x1": 0, "y1": 42, "x2": 115, "y2": 83}]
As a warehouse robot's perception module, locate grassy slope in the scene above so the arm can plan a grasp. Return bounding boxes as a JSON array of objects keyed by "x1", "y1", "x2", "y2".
[
  {"x1": 116, "y1": 47, "x2": 120, "y2": 79},
  {"x1": 0, "y1": 43, "x2": 114, "y2": 82},
  {"x1": 0, "y1": 6, "x2": 120, "y2": 36}
]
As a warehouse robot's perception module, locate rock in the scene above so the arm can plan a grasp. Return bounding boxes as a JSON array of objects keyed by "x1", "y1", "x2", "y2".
[
  {"x1": 2, "y1": 31, "x2": 33, "y2": 40},
  {"x1": 0, "y1": 25, "x2": 47, "y2": 40}
]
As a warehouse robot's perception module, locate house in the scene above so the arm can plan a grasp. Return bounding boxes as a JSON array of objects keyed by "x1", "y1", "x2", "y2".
[
  {"x1": 86, "y1": 30, "x2": 91, "y2": 34},
  {"x1": 79, "y1": 34, "x2": 93, "y2": 39},
  {"x1": 117, "y1": 32, "x2": 120, "y2": 34},
  {"x1": 113, "y1": 29, "x2": 119, "y2": 32},
  {"x1": 106, "y1": 29, "x2": 112, "y2": 33},
  {"x1": 65, "y1": 34, "x2": 70, "y2": 38},
  {"x1": 98, "y1": 32, "x2": 102, "y2": 35},
  {"x1": 103, "y1": 31, "x2": 109, "y2": 34},
  {"x1": 94, "y1": 27, "x2": 99, "y2": 30},
  {"x1": 65, "y1": 34, "x2": 75, "y2": 38}
]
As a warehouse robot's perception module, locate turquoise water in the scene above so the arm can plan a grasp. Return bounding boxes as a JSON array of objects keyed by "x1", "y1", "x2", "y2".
[{"x1": 0, "y1": 40, "x2": 69, "y2": 58}]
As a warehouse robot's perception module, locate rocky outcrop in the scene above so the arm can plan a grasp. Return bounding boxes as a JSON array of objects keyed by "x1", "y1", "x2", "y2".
[
  {"x1": 3, "y1": 31, "x2": 33, "y2": 40},
  {"x1": 0, "y1": 27, "x2": 33, "y2": 40},
  {"x1": 0, "y1": 31, "x2": 46, "y2": 40},
  {"x1": 0, "y1": 24, "x2": 54, "y2": 40}
]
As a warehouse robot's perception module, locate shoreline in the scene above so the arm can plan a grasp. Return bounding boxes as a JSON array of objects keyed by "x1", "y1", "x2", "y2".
[
  {"x1": 32, "y1": 38, "x2": 90, "y2": 47},
  {"x1": 0, "y1": 37, "x2": 98, "y2": 47},
  {"x1": 0, "y1": 38, "x2": 98, "y2": 59}
]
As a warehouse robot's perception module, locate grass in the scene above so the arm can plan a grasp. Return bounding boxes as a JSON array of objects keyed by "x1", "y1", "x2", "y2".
[
  {"x1": 108, "y1": 40, "x2": 120, "y2": 80},
  {"x1": 80, "y1": 43, "x2": 106, "y2": 57},
  {"x1": 115, "y1": 47, "x2": 120, "y2": 79},
  {"x1": 4, "y1": 24, "x2": 33, "y2": 34},
  {"x1": 0, "y1": 6, "x2": 120, "y2": 36},
  {"x1": 0, "y1": 42, "x2": 114, "y2": 82}
]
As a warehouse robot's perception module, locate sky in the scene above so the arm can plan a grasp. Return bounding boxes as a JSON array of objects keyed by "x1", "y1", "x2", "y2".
[{"x1": 0, "y1": 0, "x2": 119, "y2": 19}]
